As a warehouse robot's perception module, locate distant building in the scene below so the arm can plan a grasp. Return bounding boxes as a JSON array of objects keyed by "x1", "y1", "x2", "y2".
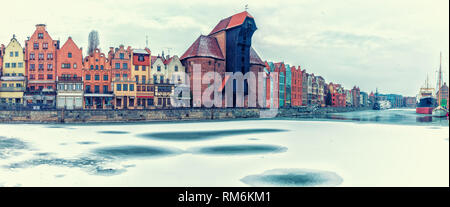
[
  {"x1": 403, "y1": 96, "x2": 417, "y2": 108},
  {"x1": 360, "y1": 91, "x2": 368, "y2": 107},
  {"x1": 290, "y1": 66, "x2": 302, "y2": 106},
  {"x1": 110, "y1": 45, "x2": 135, "y2": 109},
  {"x1": 436, "y1": 82, "x2": 448, "y2": 108},
  {"x1": 351, "y1": 86, "x2": 360, "y2": 107},
  {"x1": 132, "y1": 48, "x2": 154, "y2": 109},
  {"x1": 326, "y1": 83, "x2": 346, "y2": 107}
]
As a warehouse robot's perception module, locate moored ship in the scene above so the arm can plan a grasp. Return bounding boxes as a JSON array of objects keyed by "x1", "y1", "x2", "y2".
[{"x1": 416, "y1": 76, "x2": 436, "y2": 114}]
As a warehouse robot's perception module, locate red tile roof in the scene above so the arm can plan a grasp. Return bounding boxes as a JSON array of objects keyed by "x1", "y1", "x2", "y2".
[
  {"x1": 151, "y1": 56, "x2": 158, "y2": 65},
  {"x1": 180, "y1": 35, "x2": 225, "y2": 60},
  {"x1": 250, "y1": 47, "x2": 264, "y2": 65},
  {"x1": 209, "y1": 11, "x2": 254, "y2": 35}
]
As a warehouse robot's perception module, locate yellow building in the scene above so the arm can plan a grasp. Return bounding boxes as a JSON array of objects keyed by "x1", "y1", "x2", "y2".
[{"x1": 0, "y1": 35, "x2": 26, "y2": 105}]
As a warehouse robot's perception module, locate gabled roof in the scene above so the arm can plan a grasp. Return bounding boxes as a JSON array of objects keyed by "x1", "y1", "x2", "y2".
[
  {"x1": 180, "y1": 35, "x2": 225, "y2": 60},
  {"x1": 209, "y1": 11, "x2": 254, "y2": 35},
  {"x1": 249, "y1": 47, "x2": 264, "y2": 66},
  {"x1": 151, "y1": 56, "x2": 158, "y2": 65},
  {"x1": 60, "y1": 37, "x2": 80, "y2": 50}
]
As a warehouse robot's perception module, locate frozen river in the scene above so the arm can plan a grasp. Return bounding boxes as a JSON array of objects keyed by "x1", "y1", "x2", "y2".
[{"x1": 0, "y1": 109, "x2": 448, "y2": 187}]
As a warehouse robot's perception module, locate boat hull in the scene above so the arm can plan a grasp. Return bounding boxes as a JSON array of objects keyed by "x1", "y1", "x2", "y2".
[
  {"x1": 416, "y1": 107, "x2": 433, "y2": 114},
  {"x1": 432, "y1": 108, "x2": 448, "y2": 117}
]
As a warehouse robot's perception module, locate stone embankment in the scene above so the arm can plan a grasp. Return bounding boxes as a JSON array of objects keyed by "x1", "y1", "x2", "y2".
[{"x1": 0, "y1": 106, "x2": 370, "y2": 123}]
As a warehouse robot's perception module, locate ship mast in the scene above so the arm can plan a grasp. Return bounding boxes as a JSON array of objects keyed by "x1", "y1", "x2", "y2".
[{"x1": 438, "y1": 52, "x2": 442, "y2": 106}]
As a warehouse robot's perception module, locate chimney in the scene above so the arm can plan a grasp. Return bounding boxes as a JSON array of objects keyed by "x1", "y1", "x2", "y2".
[{"x1": 35, "y1": 24, "x2": 46, "y2": 29}]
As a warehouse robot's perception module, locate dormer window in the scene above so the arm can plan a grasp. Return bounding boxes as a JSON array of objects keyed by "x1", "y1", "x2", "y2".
[
  {"x1": 120, "y1": 53, "x2": 124, "y2": 59},
  {"x1": 38, "y1": 33, "x2": 44, "y2": 39}
]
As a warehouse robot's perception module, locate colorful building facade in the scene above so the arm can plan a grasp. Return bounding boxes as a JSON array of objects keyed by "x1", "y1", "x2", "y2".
[
  {"x1": 82, "y1": 48, "x2": 113, "y2": 109},
  {"x1": 0, "y1": 36, "x2": 26, "y2": 105}
]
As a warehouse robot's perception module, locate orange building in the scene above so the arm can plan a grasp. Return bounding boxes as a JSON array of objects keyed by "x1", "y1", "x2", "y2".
[
  {"x1": 56, "y1": 37, "x2": 83, "y2": 79},
  {"x1": 25, "y1": 24, "x2": 59, "y2": 91},
  {"x1": 291, "y1": 66, "x2": 303, "y2": 106},
  {"x1": 108, "y1": 45, "x2": 135, "y2": 109},
  {"x1": 82, "y1": 48, "x2": 113, "y2": 109}
]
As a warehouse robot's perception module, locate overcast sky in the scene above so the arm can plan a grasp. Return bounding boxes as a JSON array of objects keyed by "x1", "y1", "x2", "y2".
[{"x1": 1, "y1": 0, "x2": 448, "y2": 96}]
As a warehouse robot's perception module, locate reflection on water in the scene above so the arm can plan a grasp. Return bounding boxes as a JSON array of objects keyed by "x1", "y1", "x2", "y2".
[
  {"x1": 138, "y1": 129, "x2": 286, "y2": 141},
  {"x1": 93, "y1": 146, "x2": 181, "y2": 159},
  {"x1": 292, "y1": 109, "x2": 449, "y2": 126},
  {"x1": 190, "y1": 145, "x2": 287, "y2": 155},
  {"x1": 241, "y1": 168, "x2": 343, "y2": 187}
]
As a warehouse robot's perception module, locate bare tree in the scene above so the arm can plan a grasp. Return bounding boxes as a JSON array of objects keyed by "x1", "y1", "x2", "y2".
[{"x1": 88, "y1": 30, "x2": 99, "y2": 55}]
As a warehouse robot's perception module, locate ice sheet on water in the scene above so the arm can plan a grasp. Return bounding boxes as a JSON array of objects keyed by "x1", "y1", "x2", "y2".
[
  {"x1": 98, "y1": 131, "x2": 130, "y2": 134},
  {"x1": 92, "y1": 146, "x2": 183, "y2": 159},
  {"x1": 241, "y1": 168, "x2": 343, "y2": 187},
  {"x1": 189, "y1": 145, "x2": 287, "y2": 155},
  {"x1": 0, "y1": 136, "x2": 28, "y2": 159},
  {"x1": 138, "y1": 129, "x2": 287, "y2": 141},
  {"x1": 77, "y1": 141, "x2": 98, "y2": 145}
]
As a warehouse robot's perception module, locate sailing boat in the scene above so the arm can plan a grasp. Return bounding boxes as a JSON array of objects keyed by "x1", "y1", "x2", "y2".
[{"x1": 432, "y1": 52, "x2": 448, "y2": 117}]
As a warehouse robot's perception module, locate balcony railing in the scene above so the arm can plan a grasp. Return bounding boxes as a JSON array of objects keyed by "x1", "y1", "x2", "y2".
[{"x1": 0, "y1": 87, "x2": 25, "y2": 92}]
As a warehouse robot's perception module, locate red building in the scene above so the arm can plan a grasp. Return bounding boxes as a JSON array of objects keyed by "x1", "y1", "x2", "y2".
[
  {"x1": 291, "y1": 65, "x2": 302, "y2": 106},
  {"x1": 25, "y1": 24, "x2": 59, "y2": 91},
  {"x1": 249, "y1": 47, "x2": 266, "y2": 108},
  {"x1": 108, "y1": 45, "x2": 132, "y2": 82},
  {"x1": 327, "y1": 82, "x2": 346, "y2": 107},
  {"x1": 56, "y1": 37, "x2": 82, "y2": 79},
  {"x1": 351, "y1": 86, "x2": 361, "y2": 107},
  {"x1": 82, "y1": 48, "x2": 113, "y2": 109}
]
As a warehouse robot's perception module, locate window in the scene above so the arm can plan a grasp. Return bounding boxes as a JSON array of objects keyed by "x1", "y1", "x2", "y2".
[
  {"x1": 33, "y1": 43, "x2": 39, "y2": 49},
  {"x1": 47, "y1": 74, "x2": 53, "y2": 80},
  {"x1": 5, "y1": 63, "x2": 10, "y2": 68},
  {"x1": 123, "y1": 63, "x2": 128, "y2": 69},
  {"x1": 30, "y1": 64, "x2": 35, "y2": 70},
  {"x1": 103, "y1": 75, "x2": 108, "y2": 81},
  {"x1": 47, "y1": 53, "x2": 53, "y2": 60},
  {"x1": 30, "y1": 53, "x2": 35, "y2": 60},
  {"x1": 38, "y1": 33, "x2": 44, "y2": 39},
  {"x1": 157, "y1": 66, "x2": 161, "y2": 72},
  {"x1": 115, "y1": 63, "x2": 120, "y2": 69},
  {"x1": 10, "y1": 52, "x2": 13, "y2": 57},
  {"x1": 38, "y1": 74, "x2": 44, "y2": 80},
  {"x1": 175, "y1": 65, "x2": 178, "y2": 72},
  {"x1": 18, "y1": 63, "x2": 23, "y2": 68},
  {"x1": 12, "y1": 63, "x2": 16, "y2": 68},
  {"x1": 90, "y1": 65, "x2": 94, "y2": 70},
  {"x1": 103, "y1": 85, "x2": 108, "y2": 93},
  {"x1": 43, "y1": 43, "x2": 48, "y2": 49},
  {"x1": 85, "y1": 85, "x2": 91, "y2": 93},
  {"x1": 30, "y1": 75, "x2": 35, "y2": 80},
  {"x1": 138, "y1": 55, "x2": 144, "y2": 61},
  {"x1": 62, "y1": 63, "x2": 71, "y2": 69},
  {"x1": 130, "y1": 84, "x2": 134, "y2": 91},
  {"x1": 135, "y1": 75, "x2": 139, "y2": 83},
  {"x1": 68, "y1": 53, "x2": 72, "y2": 58},
  {"x1": 142, "y1": 66, "x2": 146, "y2": 71},
  {"x1": 123, "y1": 84, "x2": 128, "y2": 91},
  {"x1": 153, "y1": 75, "x2": 157, "y2": 83},
  {"x1": 73, "y1": 63, "x2": 77, "y2": 69},
  {"x1": 120, "y1": 53, "x2": 124, "y2": 59},
  {"x1": 115, "y1": 74, "x2": 120, "y2": 80},
  {"x1": 38, "y1": 64, "x2": 44, "y2": 70},
  {"x1": 95, "y1": 65, "x2": 99, "y2": 70},
  {"x1": 95, "y1": 75, "x2": 100, "y2": 81},
  {"x1": 48, "y1": 64, "x2": 53, "y2": 71},
  {"x1": 135, "y1": 65, "x2": 139, "y2": 71},
  {"x1": 15, "y1": 51, "x2": 19, "y2": 57},
  {"x1": 160, "y1": 76, "x2": 164, "y2": 84},
  {"x1": 86, "y1": 75, "x2": 91, "y2": 80},
  {"x1": 101, "y1": 65, "x2": 104, "y2": 70},
  {"x1": 116, "y1": 84, "x2": 122, "y2": 91},
  {"x1": 142, "y1": 76, "x2": 146, "y2": 84},
  {"x1": 123, "y1": 74, "x2": 127, "y2": 80},
  {"x1": 39, "y1": 53, "x2": 44, "y2": 60},
  {"x1": 94, "y1": 85, "x2": 100, "y2": 93}
]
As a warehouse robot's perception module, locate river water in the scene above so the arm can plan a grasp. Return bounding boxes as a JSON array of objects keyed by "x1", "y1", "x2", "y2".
[{"x1": 0, "y1": 109, "x2": 448, "y2": 187}]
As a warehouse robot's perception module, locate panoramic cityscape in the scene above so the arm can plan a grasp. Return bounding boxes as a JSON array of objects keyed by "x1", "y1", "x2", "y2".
[{"x1": 0, "y1": 0, "x2": 448, "y2": 193}]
